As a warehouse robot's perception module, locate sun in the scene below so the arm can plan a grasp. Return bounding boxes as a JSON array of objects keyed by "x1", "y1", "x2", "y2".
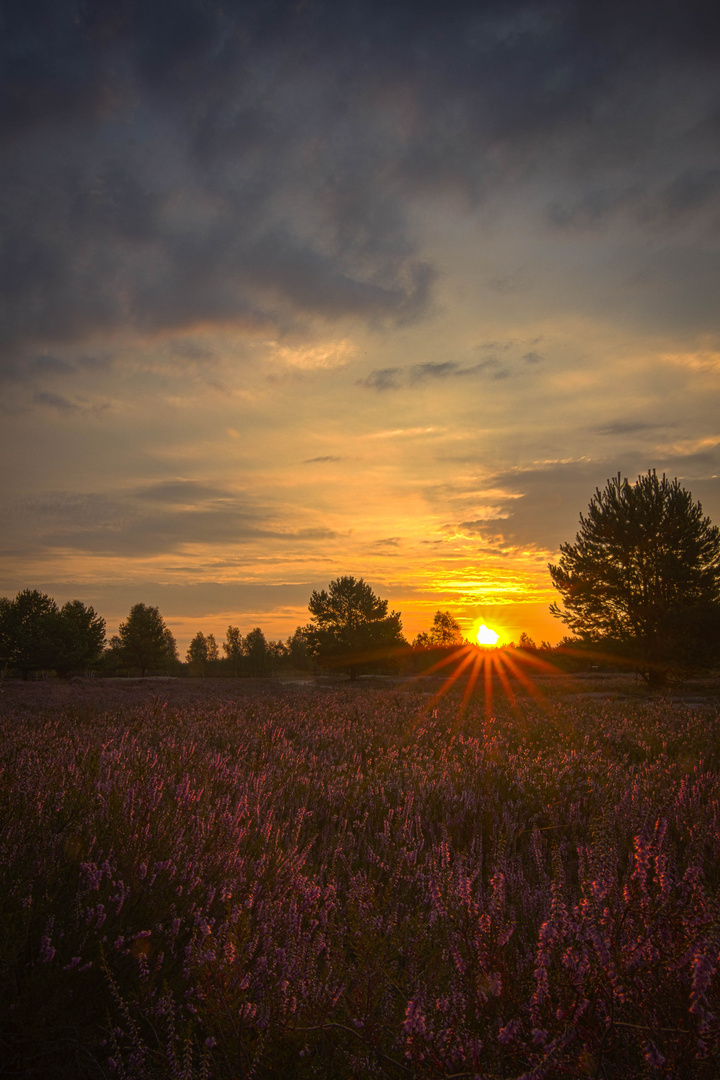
[{"x1": 476, "y1": 623, "x2": 499, "y2": 647}]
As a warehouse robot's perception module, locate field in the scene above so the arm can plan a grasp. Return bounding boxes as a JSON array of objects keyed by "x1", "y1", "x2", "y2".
[{"x1": 2, "y1": 678, "x2": 720, "y2": 1079}]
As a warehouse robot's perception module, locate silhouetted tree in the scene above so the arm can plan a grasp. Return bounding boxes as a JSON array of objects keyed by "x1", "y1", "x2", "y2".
[
  {"x1": 0, "y1": 596, "x2": 12, "y2": 675},
  {"x1": 0, "y1": 589, "x2": 59, "y2": 678},
  {"x1": 0, "y1": 590, "x2": 105, "y2": 678},
  {"x1": 306, "y1": 576, "x2": 404, "y2": 680},
  {"x1": 245, "y1": 627, "x2": 267, "y2": 677},
  {"x1": 223, "y1": 626, "x2": 244, "y2": 676},
  {"x1": 549, "y1": 471, "x2": 720, "y2": 685},
  {"x1": 413, "y1": 610, "x2": 463, "y2": 648},
  {"x1": 286, "y1": 626, "x2": 311, "y2": 671},
  {"x1": 53, "y1": 600, "x2": 106, "y2": 677},
  {"x1": 187, "y1": 631, "x2": 209, "y2": 676},
  {"x1": 267, "y1": 639, "x2": 288, "y2": 675},
  {"x1": 186, "y1": 631, "x2": 219, "y2": 676},
  {"x1": 206, "y1": 633, "x2": 219, "y2": 662},
  {"x1": 117, "y1": 603, "x2": 171, "y2": 676},
  {"x1": 163, "y1": 627, "x2": 180, "y2": 671}
]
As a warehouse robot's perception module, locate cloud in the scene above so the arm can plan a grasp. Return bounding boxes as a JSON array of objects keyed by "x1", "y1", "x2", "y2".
[
  {"x1": 454, "y1": 513, "x2": 511, "y2": 533},
  {"x1": 303, "y1": 456, "x2": 345, "y2": 464},
  {"x1": 32, "y1": 391, "x2": 80, "y2": 413},
  {"x1": 133, "y1": 480, "x2": 231, "y2": 503},
  {"x1": 14, "y1": 484, "x2": 338, "y2": 558},
  {"x1": 270, "y1": 339, "x2": 356, "y2": 370},
  {"x1": 4, "y1": 0, "x2": 720, "y2": 377},
  {"x1": 474, "y1": 455, "x2": 720, "y2": 554},
  {"x1": 358, "y1": 368, "x2": 402, "y2": 391},
  {"x1": 592, "y1": 420, "x2": 667, "y2": 436},
  {"x1": 31, "y1": 390, "x2": 111, "y2": 414},
  {"x1": 368, "y1": 426, "x2": 440, "y2": 439},
  {"x1": 1, "y1": 352, "x2": 111, "y2": 386},
  {"x1": 170, "y1": 339, "x2": 217, "y2": 362},
  {"x1": 547, "y1": 171, "x2": 720, "y2": 235},
  {"x1": 359, "y1": 356, "x2": 517, "y2": 390}
]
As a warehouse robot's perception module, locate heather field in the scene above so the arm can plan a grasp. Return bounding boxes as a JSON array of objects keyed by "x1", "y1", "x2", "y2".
[{"x1": 2, "y1": 680, "x2": 720, "y2": 1079}]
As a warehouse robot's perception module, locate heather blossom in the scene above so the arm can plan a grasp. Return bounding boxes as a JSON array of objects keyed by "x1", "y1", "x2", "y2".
[{"x1": 2, "y1": 680, "x2": 720, "y2": 1077}]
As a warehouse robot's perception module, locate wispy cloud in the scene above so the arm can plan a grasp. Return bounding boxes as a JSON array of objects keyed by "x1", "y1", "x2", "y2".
[
  {"x1": 368, "y1": 426, "x2": 441, "y2": 439},
  {"x1": 592, "y1": 420, "x2": 666, "y2": 436},
  {"x1": 358, "y1": 358, "x2": 513, "y2": 391},
  {"x1": 269, "y1": 339, "x2": 356, "y2": 370}
]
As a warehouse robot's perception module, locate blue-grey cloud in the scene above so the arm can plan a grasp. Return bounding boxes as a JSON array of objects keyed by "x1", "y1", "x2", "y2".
[
  {"x1": 592, "y1": 420, "x2": 667, "y2": 436},
  {"x1": 133, "y1": 480, "x2": 231, "y2": 503},
  {"x1": 7, "y1": 485, "x2": 337, "y2": 558},
  {"x1": 359, "y1": 356, "x2": 515, "y2": 390},
  {"x1": 2, "y1": 0, "x2": 720, "y2": 379}
]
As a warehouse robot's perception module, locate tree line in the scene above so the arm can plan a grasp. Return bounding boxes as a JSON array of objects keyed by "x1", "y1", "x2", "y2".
[{"x1": 2, "y1": 472, "x2": 720, "y2": 684}]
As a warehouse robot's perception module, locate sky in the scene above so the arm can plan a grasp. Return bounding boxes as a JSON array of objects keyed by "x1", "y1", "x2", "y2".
[{"x1": 2, "y1": 0, "x2": 720, "y2": 652}]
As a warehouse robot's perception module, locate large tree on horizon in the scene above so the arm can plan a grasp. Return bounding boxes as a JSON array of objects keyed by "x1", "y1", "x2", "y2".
[
  {"x1": 305, "y1": 576, "x2": 405, "y2": 680},
  {"x1": 413, "y1": 610, "x2": 463, "y2": 649},
  {"x1": 53, "y1": 600, "x2": 106, "y2": 677},
  {"x1": 116, "y1": 603, "x2": 174, "y2": 677},
  {"x1": 549, "y1": 471, "x2": 720, "y2": 684},
  {"x1": 0, "y1": 590, "x2": 105, "y2": 678}
]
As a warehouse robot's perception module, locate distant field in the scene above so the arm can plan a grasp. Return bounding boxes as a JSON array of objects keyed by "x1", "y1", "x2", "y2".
[{"x1": 2, "y1": 680, "x2": 720, "y2": 1078}]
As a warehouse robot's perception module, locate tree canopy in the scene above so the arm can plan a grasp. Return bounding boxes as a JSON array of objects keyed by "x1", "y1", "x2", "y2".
[
  {"x1": 116, "y1": 603, "x2": 175, "y2": 676},
  {"x1": 549, "y1": 471, "x2": 720, "y2": 683},
  {"x1": 0, "y1": 590, "x2": 105, "y2": 678},
  {"x1": 53, "y1": 600, "x2": 106, "y2": 677},
  {"x1": 305, "y1": 576, "x2": 405, "y2": 679},
  {"x1": 413, "y1": 610, "x2": 463, "y2": 649}
]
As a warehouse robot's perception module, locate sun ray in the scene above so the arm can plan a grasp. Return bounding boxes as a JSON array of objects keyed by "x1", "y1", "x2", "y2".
[
  {"x1": 417, "y1": 643, "x2": 475, "y2": 679},
  {"x1": 483, "y1": 651, "x2": 494, "y2": 719},
  {"x1": 424, "y1": 647, "x2": 478, "y2": 712},
  {"x1": 501, "y1": 649, "x2": 548, "y2": 703},
  {"x1": 491, "y1": 651, "x2": 518, "y2": 709},
  {"x1": 459, "y1": 648, "x2": 484, "y2": 719},
  {"x1": 506, "y1": 647, "x2": 563, "y2": 676}
]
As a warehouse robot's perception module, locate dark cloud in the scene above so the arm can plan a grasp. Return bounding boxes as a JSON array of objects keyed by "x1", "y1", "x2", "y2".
[
  {"x1": 593, "y1": 420, "x2": 666, "y2": 436},
  {"x1": 455, "y1": 518, "x2": 505, "y2": 534},
  {"x1": 359, "y1": 356, "x2": 514, "y2": 390},
  {"x1": 12, "y1": 485, "x2": 337, "y2": 558},
  {"x1": 359, "y1": 368, "x2": 403, "y2": 392},
  {"x1": 548, "y1": 170, "x2": 720, "y2": 234},
  {"x1": 3, "y1": 0, "x2": 720, "y2": 372},
  {"x1": 169, "y1": 340, "x2": 218, "y2": 362},
  {"x1": 32, "y1": 391, "x2": 79, "y2": 413},
  {"x1": 410, "y1": 361, "x2": 466, "y2": 383},
  {"x1": 303, "y1": 456, "x2": 345, "y2": 464},
  {"x1": 1, "y1": 352, "x2": 111, "y2": 385},
  {"x1": 133, "y1": 480, "x2": 231, "y2": 503},
  {"x1": 473, "y1": 455, "x2": 720, "y2": 552},
  {"x1": 31, "y1": 389, "x2": 110, "y2": 414}
]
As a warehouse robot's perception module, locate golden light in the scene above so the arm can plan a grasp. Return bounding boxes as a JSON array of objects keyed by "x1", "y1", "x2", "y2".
[{"x1": 476, "y1": 623, "x2": 500, "y2": 647}]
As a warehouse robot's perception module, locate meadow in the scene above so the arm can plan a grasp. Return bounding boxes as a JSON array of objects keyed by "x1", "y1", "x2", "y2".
[{"x1": 2, "y1": 678, "x2": 720, "y2": 1079}]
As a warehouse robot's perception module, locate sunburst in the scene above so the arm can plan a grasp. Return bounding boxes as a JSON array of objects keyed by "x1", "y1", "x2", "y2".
[{"x1": 416, "y1": 637, "x2": 562, "y2": 719}]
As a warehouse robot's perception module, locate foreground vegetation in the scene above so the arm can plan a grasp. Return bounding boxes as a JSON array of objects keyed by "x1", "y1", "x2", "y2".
[{"x1": 2, "y1": 680, "x2": 720, "y2": 1078}]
